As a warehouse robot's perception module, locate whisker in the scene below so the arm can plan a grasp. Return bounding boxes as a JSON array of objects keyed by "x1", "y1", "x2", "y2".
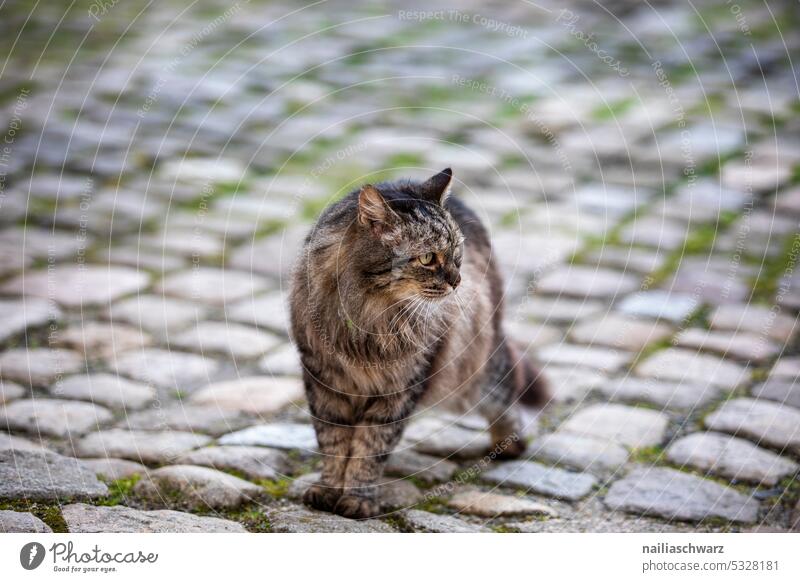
[{"x1": 373, "y1": 294, "x2": 414, "y2": 322}]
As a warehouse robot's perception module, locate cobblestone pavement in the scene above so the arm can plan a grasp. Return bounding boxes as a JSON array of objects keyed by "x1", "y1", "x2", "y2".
[{"x1": 1, "y1": 0, "x2": 799, "y2": 533}]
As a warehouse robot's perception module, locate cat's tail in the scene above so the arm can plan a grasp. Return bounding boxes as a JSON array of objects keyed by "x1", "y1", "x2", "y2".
[{"x1": 511, "y1": 342, "x2": 549, "y2": 408}]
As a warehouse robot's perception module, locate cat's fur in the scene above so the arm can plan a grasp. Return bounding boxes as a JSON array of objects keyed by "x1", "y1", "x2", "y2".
[{"x1": 289, "y1": 168, "x2": 547, "y2": 519}]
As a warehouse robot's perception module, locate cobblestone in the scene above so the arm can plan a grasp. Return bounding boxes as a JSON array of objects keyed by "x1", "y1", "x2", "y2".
[
  {"x1": 0, "y1": 299, "x2": 58, "y2": 342},
  {"x1": 447, "y1": 489, "x2": 558, "y2": 518},
  {"x1": 268, "y1": 504, "x2": 394, "y2": 533},
  {"x1": 559, "y1": 403, "x2": 669, "y2": 449},
  {"x1": 0, "y1": 510, "x2": 53, "y2": 533},
  {"x1": 76, "y1": 429, "x2": 212, "y2": 465},
  {"x1": 54, "y1": 322, "x2": 152, "y2": 360},
  {"x1": 0, "y1": 449, "x2": 108, "y2": 501},
  {"x1": 0, "y1": 380, "x2": 25, "y2": 404},
  {"x1": 133, "y1": 465, "x2": 263, "y2": 510},
  {"x1": 1, "y1": 0, "x2": 798, "y2": 533},
  {"x1": 218, "y1": 422, "x2": 317, "y2": 452},
  {"x1": 666, "y1": 432, "x2": 798, "y2": 486},
  {"x1": 482, "y1": 460, "x2": 597, "y2": 501},
  {"x1": 1, "y1": 398, "x2": 113, "y2": 438},
  {"x1": 605, "y1": 467, "x2": 759, "y2": 524},
  {"x1": 171, "y1": 322, "x2": 282, "y2": 360},
  {"x1": 62, "y1": 503, "x2": 247, "y2": 533},
  {"x1": 176, "y1": 446, "x2": 289, "y2": 481},
  {"x1": 617, "y1": 291, "x2": 699, "y2": 323},
  {"x1": 636, "y1": 348, "x2": 749, "y2": 389},
  {"x1": 751, "y1": 380, "x2": 800, "y2": 410},
  {"x1": 0, "y1": 348, "x2": 86, "y2": 387},
  {"x1": 190, "y1": 377, "x2": 303, "y2": 415},
  {"x1": 2, "y1": 266, "x2": 149, "y2": 307},
  {"x1": 51, "y1": 374, "x2": 156, "y2": 410},
  {"x1": 570, "y1": 314, "x2": 673, "y2": 352},
  {"x1": 528, "y1": 432, "x2": 628, "y2": 478},
  {"x1": 385, "y1": 449, "x2": 459, "y2": 484},
  {"x1": 402, "y1": 509, "x2": 485, "y2": 533},
  {"x1": 704, "y1": 398, "x2": 800, "y2": 455},
  {"x1": 112, "y1": 348, "x2": 219, "y2": 392},
  {"x1": 80, "y1": 458, "x2": 148, "y2": 481},
  {"x1": 107, "y1": 295, "x2": 207, "y2": 336},
  {"x1": 535, "y1": 266, "x2": 640, "y2": 299},
  {"x1": 158, "y1": 268, "x2": 268, "y2": 306},
  {"x1": 598, "y1": 377, "x2": 720, "y2": 411}
]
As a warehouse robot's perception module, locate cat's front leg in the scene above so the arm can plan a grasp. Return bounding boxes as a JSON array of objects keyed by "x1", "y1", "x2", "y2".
[
  {"x1": 334, "y1": 394, "x2": 413, "y2": 519},
  {"x1": 303, "y1": 376, "x2": 354, "y2": 512}
]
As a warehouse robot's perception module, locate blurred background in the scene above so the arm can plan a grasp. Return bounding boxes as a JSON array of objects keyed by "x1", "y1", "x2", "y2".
[{"x1": 0, "y1": 0, "x2": 799, "y2": 533}]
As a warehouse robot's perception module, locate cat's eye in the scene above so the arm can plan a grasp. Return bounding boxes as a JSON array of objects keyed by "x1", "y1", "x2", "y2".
[{"x1": 418, "y1": 253, "x2": 434, "y2": 265}]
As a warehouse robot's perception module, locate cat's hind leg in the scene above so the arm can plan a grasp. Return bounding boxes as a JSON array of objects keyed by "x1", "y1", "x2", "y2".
[{"x1": 478, "y1": 336, "x2": 547, "y2": 459}]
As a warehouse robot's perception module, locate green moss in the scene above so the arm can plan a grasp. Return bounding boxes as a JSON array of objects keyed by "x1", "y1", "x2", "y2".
[
  {"x1": 761, "y1": 475, "x2": 800, "y2": 510},
  {"x1": 189, "y1": 501, "x2": 272, "y2": 532},
  {"x1": 696, "y1": 150, "x2": 743, "y2": 178},
  {"x1": 789, "y1": 163, "x2": 800, "y2": 186},
  {"x1": 688, "y1": 93, "x2": 725, "y2": 117},
  {"x1": 630, "y1": 337, "x2": 674, "y2": 368},
  {"x1": 499, "y1": 209, "x2": 521, "y2": 228},
  {"x1": 499, "y1": 153, "x2": 527, "y2": 168},
  {"x1": 683, "y1": 304, "x2": 712, "y2": 329},
  {"x1": 380, "y1": 514, "x2": 410, "y2": 532},
  {"x1": 225, "y1": 506, "x2": 271, "y2": 532},
  {"x1": 386, "y1": 152, "x2": 424, "y2": 169},
  {"x1": 210, "y1": 180, "x2": 248, "y2": 198},
  {"x1": 258, "y1": 477, "x2": 292, "y2": 499},
  {"x1": 0, "y1": 500, "x2": 69, "y2": 532},
  {"x1": 412, "y1": 495, "x2": 447, "y2": 514},
  {"x1": 403, "y1": 476, "x2": 434, "y2": 490},
  {"x1": 750, "y1": 233, "x2": 800, "y2": 302},
  {"x1": 628, "y1": 445, "x2": 665, "y2": 464},
  {"x1": 0, "y1": 82, "x2": 35, "y2": 106},
  {"x1": 301, "y1": 196, "x2": 331, "y2": 221},
  {"x1": 665, "y1": 62, "x2": 698, "y2": 85},
  {"x1": 96, "y1": 475, "x2": 142, "y2": 506},
  {"x1": 592, "y1": 97, "x2": 636, "y2": 121},
  {"x1": 650, "y1": 214, "x2": 738, "y2": 285},
  {"x1": 412, "y1": 84, "x2": 461, "y2": 107},
  {"x1": 683, "y1": 224, "x2": 722, "y2": 254}
]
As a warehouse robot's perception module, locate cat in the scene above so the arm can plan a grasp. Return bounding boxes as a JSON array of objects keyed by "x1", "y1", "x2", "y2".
[{"x1": 289, "y1": 168, "x2": 547, "y2": 519}]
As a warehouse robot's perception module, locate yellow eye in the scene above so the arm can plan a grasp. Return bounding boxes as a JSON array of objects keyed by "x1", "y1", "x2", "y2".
[{"x1": 418, "y1": 253, "x2": 434, "y2": 265}]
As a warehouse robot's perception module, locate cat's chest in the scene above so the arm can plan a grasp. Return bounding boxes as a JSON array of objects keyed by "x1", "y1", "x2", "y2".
[{"x1": 331, "y1": 346, "x2": 428, "y2": 395}]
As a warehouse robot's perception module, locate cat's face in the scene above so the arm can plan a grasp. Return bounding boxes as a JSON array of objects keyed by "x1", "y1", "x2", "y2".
[{"x1": 356, "y1": 168, "x2": 464, "y2": 301}]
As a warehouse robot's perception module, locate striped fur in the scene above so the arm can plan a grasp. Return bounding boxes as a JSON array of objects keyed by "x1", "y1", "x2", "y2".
[{"x1": 289, "y1": 168, "x2": 547, "y2": 518}]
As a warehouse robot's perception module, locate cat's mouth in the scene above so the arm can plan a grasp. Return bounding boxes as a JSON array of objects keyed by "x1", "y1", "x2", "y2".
[{"x1": 419, "y1": 288, "x2": 451, "y2": 300}]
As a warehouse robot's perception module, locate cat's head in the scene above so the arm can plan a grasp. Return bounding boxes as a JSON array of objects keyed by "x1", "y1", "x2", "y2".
[{"x1": 353, "y1": 168, "x2": 464, "y2": 301}]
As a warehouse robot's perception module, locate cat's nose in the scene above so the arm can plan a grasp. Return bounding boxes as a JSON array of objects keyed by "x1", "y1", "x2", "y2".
[{"x1": 446, "y1": 270, "x2": 461, "y2": 289}]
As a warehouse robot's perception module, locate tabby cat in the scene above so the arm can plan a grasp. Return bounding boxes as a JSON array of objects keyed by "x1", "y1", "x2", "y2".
[{"x1": 289, "y1": 168, "x2": 547, "y2": 519}]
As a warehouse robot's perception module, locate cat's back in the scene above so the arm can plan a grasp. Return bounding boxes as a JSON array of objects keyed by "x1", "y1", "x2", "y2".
[
  {"x1": 444, "y1": 196, "x2": 491, "y2": 253},
  {"x1": 310, "y1": 192, "x2": 360, "y2": 235},
  {"x1": 293, "y1": 193, "x2": 359, "y2": 278}
]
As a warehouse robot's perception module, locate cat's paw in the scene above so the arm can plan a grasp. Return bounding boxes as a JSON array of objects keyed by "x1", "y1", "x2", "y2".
[
  {"x1": 303, "y1": 483, "x2": 342, "y2": 513},
  {"x1": 333, "y1": 494, "x2": 381, "y2": 520}
]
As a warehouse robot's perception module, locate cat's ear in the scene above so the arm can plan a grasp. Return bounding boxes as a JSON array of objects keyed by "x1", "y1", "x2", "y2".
[
  {"x1": 358, "y1": 184, "x2": 396, "y2": 234},
  {"x1": 420, "y1": 167, "x2": 453, "y2": 206}
]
